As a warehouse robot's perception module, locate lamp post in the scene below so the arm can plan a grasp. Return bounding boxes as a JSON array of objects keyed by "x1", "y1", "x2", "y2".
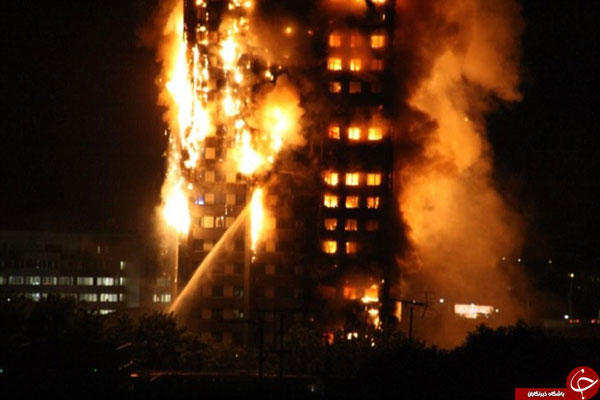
[{"x1": 568, "y1": 272, "x2": 575, "y2": 318}]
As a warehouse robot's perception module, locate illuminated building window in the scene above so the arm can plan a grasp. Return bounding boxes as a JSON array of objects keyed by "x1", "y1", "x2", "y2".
[
  {"x1": 329, "y1": 81, "x2": 342, "y2": 93},
  {"x1": 367, "y1": 173, "x2": 382, "y2": 186},
  {"x1": 323, "y1": 240, "x2": 338, "y2": 254},
  {"x1": 100, "y1": 293, "x2": 118, "y2": 303},
  {"x1": 349, "y1": 81, "x2": 361, "y2": 93},
  {"x1": 97, "y1": 277, "x2": 114, "y2": 286},
  {"x1": 324, "y1": 171, "x2": 339, "y2": 186},
  {"x1": 160, "y1": 294, "x2": 171, "y2": 303},
  {"x1": 25, "y1": 276, "x2": 41, "y2": 286},
  {"x1": 8, "y1": 276, "x2": 24, "y2": 285},
  {"x1": 203, "y1": 240, "x2": 214, "y2": 251},
  {"x1": 215, "y1": 216, "x2": 225, "y2": 228},
  {"x1": 233, "y1": 309, "x2": 245, "y2": 320},
  {"x1": 77, "y1": 277, "x2": 94, "y2": 286},
  {"x1": 328, "y1": 57, "x2": 342, "y2": 71},
  {"x1": 205, "y1": 193, "x2": 215, "y2": 204},
  {"x1": 79, "y1": 293, "x2": 98, "y2": 302},
  {"x1": 42, "y1": 276, "x2": 57, "y2": 286},
  {"x1": 371, "y1": 34, "x2": 385, "y2": 48},
  {"x1": 226, "y1": 193, "x2": 236, "y2": 205},
  {"x1": 205, "y1": 147, "x2": 216, "y2": 159},
  {"x1": 328, "y1": 125, "x2": 341, "y2": 139},
  {"x1": 345, "y1": 172, "x2": 360, "y2": 186},
  {"x1": 350, "y1": 34, "x2": 360, "y2": 48},
  {"x1": 205, "y1": 170, "x2": 215, "y2": 182},
  {"x1": 346, "y1": 241, "x2": 358, "y2": 254},
  {"x1": 324, "y1": 218, "x2": 338, "y2": 231},
  {"x1": 348, "y1": 127, "x2": 361, "y2": 140},
  {"x1": 345, "y1": 196, "x2": 360, "y2": 209},
  {"x1": 324, "y1": 194, "x2": 339, "y2": 208},
  {"x1": 202, "y1": 216, "x2": 215, "y2": 228},
  {"x1": 226, "y1": 216, "x2": 235, "y2": 227},
  {"x1": 367, "y1": 196, "x2": 380, "y2": 209},
  {"x1": 343, "y1": 286, "x2": 357, "y2": 300},
  {"x1": 0, "y1": 276, "x2": 5, "y2": 285},
  {"x1": 366, "y1": 220, "x2": 380, "y2": 231},
  {"x1": 373, "y1": 0, "x2": 386, "y2": 3},
  {"x1": 226, "y1": 172, "x2": 236, "y2": 183},
  {"x1": 329, "y1": 33, "x2": 342, "y2": 47},
  {"x1": 349, "y1": 58, "x2": 362, "y2": 71},
  {"x1": 368, "y1": 127, "x2": 383, "y2": 141},
  {"x1": 58, "y1": 276, "x2": 73, "y2": 286},
  {"x1": 345, "y1": 219, "x2": 358, "y2": 231},
  {"x1": 234, "y1": 286, "x2": 244, "y2": 297},
  {"x1": 371, "y1": 59, "x2": 384, "y2": 71}
]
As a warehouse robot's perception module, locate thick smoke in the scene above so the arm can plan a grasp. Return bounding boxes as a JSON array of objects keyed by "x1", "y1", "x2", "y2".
[{"x1": 393, "y1": 0, "x2": 527, "y2": 346}]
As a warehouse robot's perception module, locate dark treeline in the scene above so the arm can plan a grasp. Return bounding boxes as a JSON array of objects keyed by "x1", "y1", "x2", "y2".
[{"x1": 0, "y1": 297, "x2": 598, "y2": 399}]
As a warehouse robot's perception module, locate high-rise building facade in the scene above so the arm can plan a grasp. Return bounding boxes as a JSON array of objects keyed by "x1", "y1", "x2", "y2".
[
  {"x1": 311, "y1": 0, "x2": 397, "y2": 332},
  {"x1": 173, "y1": 0, "x2": 398, "y2": 346}
]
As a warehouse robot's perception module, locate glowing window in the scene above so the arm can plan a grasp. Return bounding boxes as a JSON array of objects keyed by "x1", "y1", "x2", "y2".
[
  {"x1": 100, "y1": 293, "x2": 118, "y2": 302},
  {"x1": 324, "y1": 195, "x2": 339, "y2": 208},
  {"x1": 202, "y1": 216, "x2": 215, "y2": 228},
  {"x1": 324, "y1": 171, "x2": 339, "y2": 186},
  {"x1": 373, "y1": 0, "x2": 386, "y2": 4},
  {"x1": 346, "y1": 241, "x2": 358, "y2": 254},
  {"x1": 367, "y1": 196, "x2": 380, "y2": 209},
  {"x1": 205, "y1": 170, "x2": 215, "y2": 182},
  {"x1": 329, "y1": 81, "x2": 342, "y2": 93},
  {"x1": 345, "y1": 219, "x2": 358, "y2": 231},
  {"x1": 205, "y1": 193, "x2": 215, "y2": 204},
  {"x1": 205, "y1": 147, "x2": 216, "y2": 159},
  {"x1": 328, "y1": 57, "x2": 342, "y2": 71},
  {"x1": 226, "y1": 193, "x2": 236, "y2": 205},
  {"x1": 324, "y1": 218, "x2": 338, "y2": 231},
  {"x1": 328, "y1": 126, "x2": 341, "y2": 139},
  {"x1": 371, "y1": 59, "x2": 384, "y2": 71},
  {"x1": 344, "y1": 286, "x2": 357, "y2": 300},
  {"x1": 345, "y1": 196, "x2": 360, "y2": 209},
  {"x1": 80, "y1": 293, "x2": 98, "y2": 302},
  {"x1": 329, "y1": 34, "x2": 342, "y2": 47},
  {"x1": 368, "y1": 127, "x2": 383, "y2": 141},
  {"x1": 349, "y1": 81, "x2": 361, "y2": 93},
  {"x1": 348, "y1": 127, "x2": 361, "y2": 141},
  {"x1": 323, "y1": 240, "x2": 338, "y2": 254},
  {"x1": 349, "y1": 58, "x2": 362, "y2": 71},
  {"x1": 97, "y1": 277, "x2": 114, "y2": 286},
  {"x1": 77, "y1": 277, "x2": 94, "y2": 286},
  {"x1": 366, "y1": 220, "x2": 379, "y2": 231},
  {"x1": 345, "y1": 172, "x2": 360, "y2": 186},
  {"x1": 367, "y1": 173, "x2": 382, "y2": 186},
  {"x1": 371, "y1": 35, "x2": 385, "y2": 48}
]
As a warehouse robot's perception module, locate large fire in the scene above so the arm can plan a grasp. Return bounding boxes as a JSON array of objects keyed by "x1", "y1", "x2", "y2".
[{"x1": 158, "y1": 0, "x2": 302, "y2": 260}]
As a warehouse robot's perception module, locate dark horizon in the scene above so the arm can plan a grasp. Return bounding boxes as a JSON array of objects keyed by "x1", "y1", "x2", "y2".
[{"x1": 1, "y1": 0, "x2": 599, "y2": 261}]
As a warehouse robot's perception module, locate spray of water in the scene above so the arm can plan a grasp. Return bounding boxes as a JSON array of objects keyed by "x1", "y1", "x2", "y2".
[{"x1": 169, "y1": 205, "x2": 250, "y2": 314}]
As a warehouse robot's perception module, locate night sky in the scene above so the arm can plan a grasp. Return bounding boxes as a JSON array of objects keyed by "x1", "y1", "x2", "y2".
[{"x1": 1, "y1": 1, "x2": 599, "y2": 261}]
